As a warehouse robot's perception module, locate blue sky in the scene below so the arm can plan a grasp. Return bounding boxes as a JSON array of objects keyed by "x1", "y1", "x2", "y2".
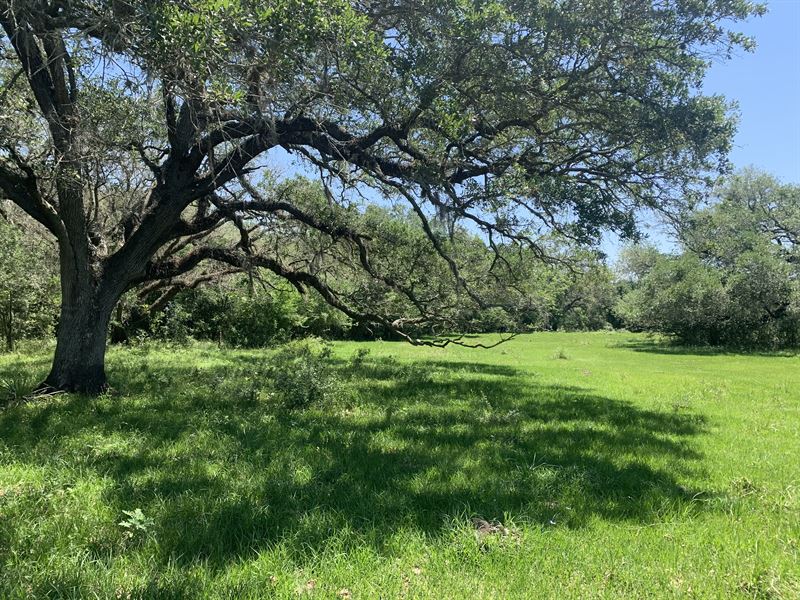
[
  {"x1": 704, "y1": 0, "x2": 800, "y2": 182},
  {"x1": 604, "y1": 1, "x2": 800, "y2": 257}
]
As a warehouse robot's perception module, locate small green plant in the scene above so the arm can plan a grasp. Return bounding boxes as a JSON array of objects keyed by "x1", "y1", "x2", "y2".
[
  {"x1": 0, "y1": 375, "x2": 35, "y2": 407},
  {"x1": 349, "y1": 347, "x2": 371, "y2": 369},
  {"x1": 552, "y1": 347, "x2": 569, "y2": 360},
  {"x1": 268, "y1": 338, "x2": 342, "y2": 410},
  {"x1": 119, "y1": 508, "x2": 154, "y2": 538}
]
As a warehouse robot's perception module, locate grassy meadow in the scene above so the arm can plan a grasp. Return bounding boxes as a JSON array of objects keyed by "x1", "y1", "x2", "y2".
[{"x1": 0, "y1": 332, "x2": 798, "y2": 598}]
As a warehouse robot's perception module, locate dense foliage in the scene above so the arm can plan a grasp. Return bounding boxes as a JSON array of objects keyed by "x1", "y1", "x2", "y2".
[
  {"x1": 5, "y1": 169, "x2": 797, "y2": 352},
  {"x1": 2, "y1": 192, "x2": 622, "y2": 349},
  {"x1": 0, "y1": 211, "x2": 58, "y2": 350},
  {"x1": 618, "y1": 170, "x2": 800, "y2": 348}
]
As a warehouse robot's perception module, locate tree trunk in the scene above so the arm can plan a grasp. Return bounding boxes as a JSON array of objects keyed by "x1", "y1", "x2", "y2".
[
  {"x1": 4, "y1": 312, "x2": 12, "y2": 352},
  {"x1": 42, "y1": 286, "x2": 117, "y2": 395},
  {"x1": 3, "y1": 292, "x2": 13, "y2": 352}
]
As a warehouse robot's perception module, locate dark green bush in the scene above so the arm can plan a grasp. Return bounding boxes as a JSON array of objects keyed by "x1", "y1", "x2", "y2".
[{"x1": 266, "y1": 338, "x2": 342, "y2": 410}]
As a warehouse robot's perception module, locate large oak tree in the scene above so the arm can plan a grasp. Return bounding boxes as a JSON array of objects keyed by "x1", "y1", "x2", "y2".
[{"x1": 0, "y1": 0, "x2": 760, "y2": 393}]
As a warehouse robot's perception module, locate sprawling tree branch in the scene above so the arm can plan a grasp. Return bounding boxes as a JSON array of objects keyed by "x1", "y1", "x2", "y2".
[{"x1": 0, "y1": 0, "x2": 761, "y2": 391}]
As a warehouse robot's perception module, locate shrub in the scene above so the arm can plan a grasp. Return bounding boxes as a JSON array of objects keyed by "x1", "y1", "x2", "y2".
[
  {"x1": 267, "y1": 338, "x2": 342, "y2": 409},
  {"x1": 349, "y1": 347, "x2": 371, "y2": 369},
  {"x1": 617, "y1": 170, "x2": 800, "y2": 349},
  {"x1": 617, "y1": 252, "x2": 800, "y2": 348}
]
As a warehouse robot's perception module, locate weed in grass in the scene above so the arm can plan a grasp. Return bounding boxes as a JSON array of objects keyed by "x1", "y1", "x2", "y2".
[
  {"x1": 118, "y1": 508, "x2": 155, "y2": 546},
  {"x1": 349, "y1": 347, "x2": 371, "y2": 369},
  {"x1": 0, "y1": 374, "x2": 36, "y2": 407}
]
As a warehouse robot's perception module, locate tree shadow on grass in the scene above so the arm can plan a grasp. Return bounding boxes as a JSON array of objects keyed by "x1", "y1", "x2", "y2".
[
  {"x1": 0, "y1": 353, "x2": 712, "y2": 571},
  {"x1": 616, "y1": 338, "x2": 798, "y2": 358}
]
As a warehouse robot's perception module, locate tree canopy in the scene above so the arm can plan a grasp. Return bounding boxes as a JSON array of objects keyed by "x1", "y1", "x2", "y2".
[
  {"x1": 0, "y1": 0, "x2": 762, "y2": 391},
  {"x1": 618, "y1": 169, "x2": 800, "y2": 347}
]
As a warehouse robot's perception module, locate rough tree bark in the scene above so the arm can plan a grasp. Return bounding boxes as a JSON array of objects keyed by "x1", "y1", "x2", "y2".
[{"x1": 44, "y1": 286, "x2": 116, "y2": 394}]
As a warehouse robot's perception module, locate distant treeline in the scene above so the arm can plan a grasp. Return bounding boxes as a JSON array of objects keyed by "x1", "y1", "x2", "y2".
[{"x1": 2, "y1": 170, "x2": 798, "y2": 350}]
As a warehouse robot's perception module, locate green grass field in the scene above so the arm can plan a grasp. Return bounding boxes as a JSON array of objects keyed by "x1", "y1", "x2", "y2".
[{"x1": 0, "y1": 333, "x2": 798, "y2": 599}]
